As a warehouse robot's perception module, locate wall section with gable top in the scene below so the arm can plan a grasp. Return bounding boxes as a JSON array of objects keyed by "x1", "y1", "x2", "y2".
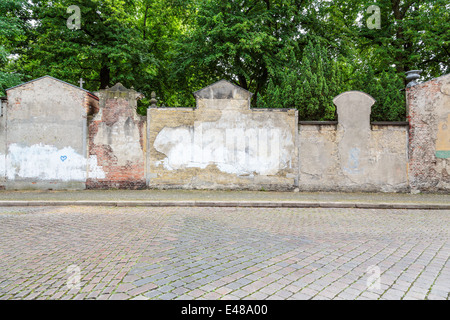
[
  {"x1": 147, "y1": 80, "x2": 299, "y2": 190},
  {"x1": 3, "y1": 76, "x2": 103, "y2": 189},
  {"x1": 407, "y1": 73, "x2": 450, "y2": 192},
  {"x1": 86, "y1": 83, "x2": 147, "y2": 189}
]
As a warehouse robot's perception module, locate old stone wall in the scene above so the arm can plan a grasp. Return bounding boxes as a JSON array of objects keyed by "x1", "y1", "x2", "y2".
[
  {"x1": 87, "y1": 83, "x2": 146, "y2": 189},
  {"x1": 147, "y1": 80, "x2": 298, "y2": 190},
  {"x1": 298, "y1": 91, "x2": 409, "y2": 192},
  {"x1": 0, "y1": 74, "x2": 447, "y2": 192},
  {"x1": 0, "y1": 97, "x2": 6, "y2": 188},
  {"x1": 407, "y1": 74, "x2": 450, "y2": 192},
  {"x1": 1, "y1": 76, "x2": 102, "y2": 189}
]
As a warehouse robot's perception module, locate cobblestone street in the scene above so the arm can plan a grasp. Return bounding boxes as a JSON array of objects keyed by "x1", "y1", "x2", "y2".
[{"x1": 0, "y1": 206, "x2": 448, "y2": 300}]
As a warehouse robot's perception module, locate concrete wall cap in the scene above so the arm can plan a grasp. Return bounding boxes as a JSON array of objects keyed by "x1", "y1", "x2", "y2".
[
  {"x1": 5, "y1": 75, "x2": 99, "y2": 100},
  {"x1": 332, "y1": 91, "x2": 376, "y2": 106},
  {"x1": 193, "y1": 79, "x2": 253, "y2": 100}
]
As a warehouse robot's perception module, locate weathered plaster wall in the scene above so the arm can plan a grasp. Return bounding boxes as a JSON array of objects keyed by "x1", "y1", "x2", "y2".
[
  {"x1": 87, "y1": 83, "x2": 146, "y2": 189},
  {"x1": 3, "y1": 76, "x2": 103, "y2": 189},
  {"x1": 1, "y1": 75, "x2": 447, "y2": 192},
  {"x1": 407, "y1": 73, "x2": 450, "y2": 192},
  {"x1": 0, "y1": 98, "x2": 6, "y2": 188},
  {"x1": 298, "y1": 91, "x2": 408, "y2": 192},
  {"x1": 147, "y1": 80, "x2": 298, "y2": 190}
]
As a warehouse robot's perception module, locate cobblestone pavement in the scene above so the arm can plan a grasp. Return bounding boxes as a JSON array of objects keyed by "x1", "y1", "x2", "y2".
[{"x1": 0, "y1": 206, "x2": 448, "y2": 300}]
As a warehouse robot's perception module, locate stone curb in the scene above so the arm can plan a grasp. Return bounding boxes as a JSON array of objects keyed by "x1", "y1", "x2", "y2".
[{"x1": 0, "y1": 200, "x2": 448, "y2": 210}]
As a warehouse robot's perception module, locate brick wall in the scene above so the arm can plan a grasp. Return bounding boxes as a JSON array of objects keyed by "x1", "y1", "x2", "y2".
[
  {"x1": 407, "y1": 74, "x2": 450, "y2": 192},
  {"x1": 86, "y1": 83, "x2": 146, "y2": 189}
]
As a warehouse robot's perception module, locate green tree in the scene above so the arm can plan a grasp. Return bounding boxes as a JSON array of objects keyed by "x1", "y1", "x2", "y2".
[
  {"x1": 172, "y1": 0, "x2": 323, "y2": 106},
  {"x1": 342, "y1": 0, "x2": 449, "y2": 82},
  {"x1": 1, "y1": 0, "x2": 447, "y2": 121},
  {"x1": 352, "y1": 66, "x2": 406, "y2": 121},
  {"x1": 0, "y1": 0, "x2": 28, "y2": 95},
  {"x1": 8, "y1": 0, "x2": 193, "y2": 113},
  {"x1": 16, "y1": 0, "x2": 154, "y2": 92},
  {"x1": 137, "y1": 0, "x2": 197, "y2": 109},
  {"x1": 257, "y1": 41, "x2": 345, "y2": 121}
]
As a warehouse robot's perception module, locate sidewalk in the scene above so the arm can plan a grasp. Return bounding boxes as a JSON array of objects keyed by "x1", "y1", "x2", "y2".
[{"x1": 0, "y1": 189, "x2": 448, "y2": 209}]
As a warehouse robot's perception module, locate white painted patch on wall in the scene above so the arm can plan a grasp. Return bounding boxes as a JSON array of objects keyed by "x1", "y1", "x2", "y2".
[
  {"x1": 87, "y1": 155, "x2": 106, "y2": 179},
  {"x1": 0, "y1": 154, "x2": 5, "y2": 178},
  {"x1": 153, "y1": 111, "x2": 294, "y2": 176},
  {"x1": 5, "y1": 143, "x2": 105, "y2": 181}
]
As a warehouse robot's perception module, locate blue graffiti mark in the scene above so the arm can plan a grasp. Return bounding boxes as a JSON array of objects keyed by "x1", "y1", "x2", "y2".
[
  {"x1": 343, "y1": 148, "x2": 361, "y2": 174},
  {"x1": 60, "y1": 155, "x2": 67, "y2": 162}
]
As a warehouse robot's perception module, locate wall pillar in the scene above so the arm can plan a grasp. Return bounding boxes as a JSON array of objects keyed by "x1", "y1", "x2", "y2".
[{"x1": 87, "y1": 83, "x2": 146, "y2": 189}]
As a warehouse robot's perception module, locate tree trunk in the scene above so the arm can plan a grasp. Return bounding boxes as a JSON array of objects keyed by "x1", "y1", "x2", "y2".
[
  {"x1": 143, "y1": 5, "x2": 149, "y2": 39},
  {"x1": 251, "y1": 67, "x2": 268, "y2": 106},
  {"x1": 99, "y1": 65, "x2": 110, "y2": 89},
  {"x1": 238, "y1": 75, "x2": 248, "y2": 90}
]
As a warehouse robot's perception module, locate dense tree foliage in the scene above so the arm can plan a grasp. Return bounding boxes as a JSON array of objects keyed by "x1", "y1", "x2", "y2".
[
  {"x1": 0, "y1": 0, "x2": 448, "y2": 120},
  {"x1": 0, "y1": 0, "x2": 26, "y2": 93},
  {"x1": 257, "y1": 41, "x2": 344, "y2": 120}
]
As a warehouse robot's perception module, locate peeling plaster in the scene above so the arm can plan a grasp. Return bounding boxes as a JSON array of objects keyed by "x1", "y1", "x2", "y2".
[
  {"x1": 153, "y1": 111, "x2": 294, "y2": 176},
  {"x1": 93, "y1": 117, "x2": 143, "y2": 166},
  {"x1": 4, "y1": 143, "x2": 105, "y2": 181}
]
